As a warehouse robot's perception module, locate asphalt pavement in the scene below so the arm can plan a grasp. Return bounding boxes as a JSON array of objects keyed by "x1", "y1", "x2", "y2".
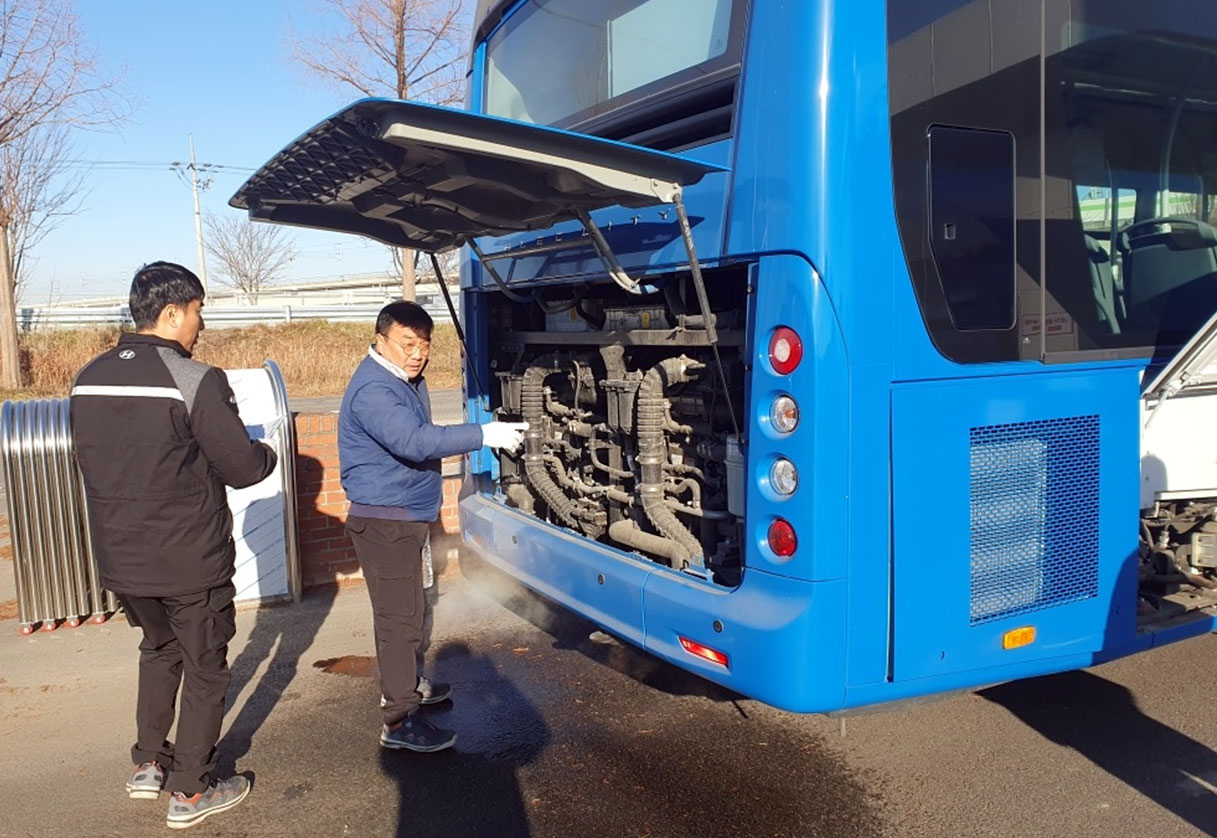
[{"x1": 3, "y1": 548, "x2": 1217, "y2": 837}]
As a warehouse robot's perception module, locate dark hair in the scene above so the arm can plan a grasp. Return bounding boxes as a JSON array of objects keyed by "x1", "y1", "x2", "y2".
[
  {"x1": 129, "y1": 262, "x2": 204, "y2": 330},
  {"x1": 376, "y1": 300, "x2": 433, "y2": 338}
]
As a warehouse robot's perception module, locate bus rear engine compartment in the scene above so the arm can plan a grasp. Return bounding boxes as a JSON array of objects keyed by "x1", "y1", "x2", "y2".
[
  {"x1": 1139, "y1": 500, "x2": 1217, "y2": 620},
  {"x1": 485, "y1": 270, "x2": 747, "y2": 587}
]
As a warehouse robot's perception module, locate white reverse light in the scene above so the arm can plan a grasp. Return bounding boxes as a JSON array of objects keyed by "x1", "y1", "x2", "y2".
[{"x1": 770, "y1": 458, "x2": 798, "y2": 495}]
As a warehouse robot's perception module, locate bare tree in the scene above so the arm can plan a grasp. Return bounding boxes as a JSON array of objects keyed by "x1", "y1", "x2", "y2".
[
  {"x1": 204, "y1": 214, "x2": 296, "y2": 305},
  {"x1": 0, "y1": 0, "x2": 126, "y2": 388},
  {"x1": 390, "y1": 245, "x2": 458, "y2": 286},
  {"x1": 1, "y1": 122, "x2": 84, "y2": 301},
  {"x1": 288, "y1": 0, "x2": 469, "y2": 302}
]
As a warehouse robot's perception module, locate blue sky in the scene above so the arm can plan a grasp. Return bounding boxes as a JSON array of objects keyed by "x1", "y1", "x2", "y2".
[{"x1": 26, "y1": 1, "x2": 455, "y2": 303}]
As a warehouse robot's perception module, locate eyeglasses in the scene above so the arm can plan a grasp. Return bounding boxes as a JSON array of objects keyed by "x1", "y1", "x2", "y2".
[{"x1": 387, "y1": 337, "x2": 431, "y2": 357}]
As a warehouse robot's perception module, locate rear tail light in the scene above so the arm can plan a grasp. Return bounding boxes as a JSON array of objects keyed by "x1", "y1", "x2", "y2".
[
  {"x1": 679, "y1": 636, "x2": 729, "y2": 666},
  {"x1": 768, "y1": 327, "x2": 803, "y2": 375},
  {"x1": 767, "y1": 518, "x2": 797, "y2": 557}
]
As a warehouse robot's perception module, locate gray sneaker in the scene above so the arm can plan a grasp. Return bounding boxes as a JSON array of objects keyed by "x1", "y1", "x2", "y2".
[
  {"x1": 417, "y1": 675, "x2": 452, "y2": 705},
  {"x1": 380, "y1": 711, "x2": 457, "y2": 752},
  {"x1": 126, "y1": 761, "x2": 165, "y2": 799},
  {"x1": 166, "y1": 776, "x2": 250, "y2": 830}
]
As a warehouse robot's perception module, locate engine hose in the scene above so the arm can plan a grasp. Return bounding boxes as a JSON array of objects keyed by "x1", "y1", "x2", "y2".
[
  {"x1": 667, "y1": 477, "x2": 701, "y2": 507},
  {"x1": 636, "y1": 357, "x2": 706, "y2": 565},
  {"x1": 664, "y1": 499, "x2": 731, "y2": 520},
  {"x1": 608, "y1": 519, "x2": 690, "y2": 569},
  {"x1": 544, "y1": 389, "x2": 574, "y2": 417},
  {"x1": 588, "y1": 430, "x2": 634, "y2": 479},
  {"x1": 505, "y1": 483, "x2": 535, "y2": 513},
  {"x1": 522, "y1": 356, "x2": 584, "y2": 529},
  {"x1": 1169, "y1": 548, "x2": 1217, "y2": 589},
  {"x1": 663, "y1": 402, "x2": 692, "y2": 434},
  {"x1": 541, "y1": 455, "x2": 608, "y2": 537},
  {"x1": 543, "y1": 454, "x2": 607, "y2": 497}
]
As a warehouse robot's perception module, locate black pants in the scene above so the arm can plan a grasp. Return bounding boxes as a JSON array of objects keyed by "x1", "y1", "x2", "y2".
[
  {"x1": 117, "y1": 583, "x2": 236, "y2": 795},
  {"x1": 345, "y1": 516, "x2": 428, "y2": 725}
]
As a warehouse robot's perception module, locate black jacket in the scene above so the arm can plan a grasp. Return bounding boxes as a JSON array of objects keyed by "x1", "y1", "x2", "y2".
[{"x1": 70, "y1": 333, "x2": 277, "y2": 596}]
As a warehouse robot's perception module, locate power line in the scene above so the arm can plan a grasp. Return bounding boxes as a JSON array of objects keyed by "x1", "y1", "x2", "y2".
[{"x1": 60, "y1": 159, "x2": 257, "y2": 173}]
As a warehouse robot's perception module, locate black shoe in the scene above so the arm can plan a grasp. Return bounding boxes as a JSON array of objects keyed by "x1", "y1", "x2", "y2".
[{"x1": 380, "y1": 712, "x2": 457, "y2": 752}]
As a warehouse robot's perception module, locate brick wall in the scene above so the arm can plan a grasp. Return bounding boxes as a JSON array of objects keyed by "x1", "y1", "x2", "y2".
[
  {"x1": 294, "y1": 414, "x2": 359, "y2": 588},
  {"x1": 293, "y1": 413, "x2": 463, "y2": 590}
]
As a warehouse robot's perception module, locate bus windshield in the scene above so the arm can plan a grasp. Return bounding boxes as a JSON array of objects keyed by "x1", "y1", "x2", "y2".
[{"x1": 484, "y1": 0, "x2": 739, "y2": 131}]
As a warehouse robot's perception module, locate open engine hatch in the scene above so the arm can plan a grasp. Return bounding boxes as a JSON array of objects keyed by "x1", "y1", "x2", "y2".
[{"x1": 229, "y1": 98, "x2": 724, "y2": 254}]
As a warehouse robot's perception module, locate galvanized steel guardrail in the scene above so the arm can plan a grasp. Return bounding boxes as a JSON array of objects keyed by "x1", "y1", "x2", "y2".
[
  {"x1": 0, "y1": 398, "x2": 116, "y2": 633},
  {"x1": 1, "y1": 359, "x2": 302, "y2": 632},
  {"x1": 262, "y1": 359, "x2": 302, "y2": 603},
  {"x1": 16, "y1": 298, "x2": 458, "y2": 330}
]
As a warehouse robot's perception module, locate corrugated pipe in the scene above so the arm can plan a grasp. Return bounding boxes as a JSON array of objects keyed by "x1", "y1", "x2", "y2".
[
  {"x1": 609, "y1": 519, "x2": 691, "y2": 568},
  {"x1": 522, "y1": 355, "x2": 589, "y2": 530},
  {"x1": 636, "y1": 356, "x2": 705, "y2": 567}
]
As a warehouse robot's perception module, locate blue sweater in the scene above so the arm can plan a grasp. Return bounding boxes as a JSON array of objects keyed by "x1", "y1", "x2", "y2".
[{"x1": 338, "y1": 354, "x2": 483, "y2": 521}]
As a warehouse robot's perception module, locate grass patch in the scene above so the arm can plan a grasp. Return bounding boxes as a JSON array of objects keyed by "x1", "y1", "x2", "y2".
[{"x1": 0, "y1": 321, "x2": 463, "y2": 401}]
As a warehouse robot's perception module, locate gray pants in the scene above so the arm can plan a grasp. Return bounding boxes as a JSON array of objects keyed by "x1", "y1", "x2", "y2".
[
  {"x1": 345, "y1": 516, "x2": 428, "y2": 725},
  {"x1": 117, "y1": 582, "x2": 236, "y2": 795}
]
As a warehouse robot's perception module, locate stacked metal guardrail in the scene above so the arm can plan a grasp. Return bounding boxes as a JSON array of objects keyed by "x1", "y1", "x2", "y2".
[
  {"x1": 16, "y1": 297, "x2": 458, "y2": 330},
  {"x1": 0, "y1": 399, "x2": 116, "y2": 633}
]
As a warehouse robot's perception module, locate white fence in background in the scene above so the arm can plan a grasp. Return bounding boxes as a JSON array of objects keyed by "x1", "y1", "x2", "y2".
[{"x1": 15, "y1": 298, "x2": 458, "y2": 331}]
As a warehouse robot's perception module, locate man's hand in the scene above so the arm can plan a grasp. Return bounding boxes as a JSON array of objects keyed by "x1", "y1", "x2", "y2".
[{"x1": 481, "y1": 421, "x2": 529, "y2": 453}]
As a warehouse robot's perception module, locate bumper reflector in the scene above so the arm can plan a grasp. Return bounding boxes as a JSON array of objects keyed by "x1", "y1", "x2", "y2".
[
  {"x1": 1002, "y1": 626, "x2": 1036, "y2": 650},
  {"x1": 679, "y1": 636, "x2": 729, "y2": 667}
]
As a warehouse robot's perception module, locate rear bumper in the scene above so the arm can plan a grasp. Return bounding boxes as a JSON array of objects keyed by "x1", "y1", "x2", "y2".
[{"x1": 459, "y1": 494, "x2": 849, "y2": 712}]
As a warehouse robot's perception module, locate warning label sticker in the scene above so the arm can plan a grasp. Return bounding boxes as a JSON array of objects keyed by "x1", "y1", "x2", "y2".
[{"x1": 1021, "y1": 313, "x2": 1074, "y2": 336}]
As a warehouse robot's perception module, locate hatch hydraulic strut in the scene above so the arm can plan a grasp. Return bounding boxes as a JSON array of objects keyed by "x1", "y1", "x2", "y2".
[
  {"x1": 671, "y1": 190, "x2": 741, "y2": 440},
  {"x1": 429, "y1": 252, "x2": 491, "y2": 412}
]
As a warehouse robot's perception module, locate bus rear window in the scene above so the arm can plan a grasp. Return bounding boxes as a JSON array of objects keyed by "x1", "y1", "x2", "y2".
[{"x1": 484, "y1": 0, "x2": 743, "y2": 148}]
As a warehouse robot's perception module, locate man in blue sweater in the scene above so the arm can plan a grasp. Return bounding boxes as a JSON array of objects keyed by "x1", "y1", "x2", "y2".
[{"x1": 339, "y1": 301, "x2": 525, "y2": 752}]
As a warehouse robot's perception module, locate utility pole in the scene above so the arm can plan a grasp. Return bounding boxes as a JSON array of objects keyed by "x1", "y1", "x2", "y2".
[{"x1": 188, "y1": 134, "x2": 209, "y2": 293}]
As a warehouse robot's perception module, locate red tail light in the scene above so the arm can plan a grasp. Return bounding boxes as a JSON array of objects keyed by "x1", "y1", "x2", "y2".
[
  {"x1": 768, "y1": 518, "x2": 797, "y2": 557},
  {"x1": 679, "y1": 636, "x2": 729, "y2": 667},
  {"x1": 768, "y1": 327, "x2": 803, "y2": 375}
]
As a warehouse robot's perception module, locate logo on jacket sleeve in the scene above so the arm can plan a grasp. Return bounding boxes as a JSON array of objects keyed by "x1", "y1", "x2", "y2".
[{"x1": 118, "y1": 349, "x2": 135, "y2": 360}]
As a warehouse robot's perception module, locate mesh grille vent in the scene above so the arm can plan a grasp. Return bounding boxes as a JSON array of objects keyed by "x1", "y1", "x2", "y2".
[{"x1": 969, "y1": 415, "x2": 1100, "y2": 625}]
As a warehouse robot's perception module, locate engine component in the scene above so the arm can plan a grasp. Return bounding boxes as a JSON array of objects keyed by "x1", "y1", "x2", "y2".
[
  {"x1": 1138, "y1": 500, "x2": 1217, "y2": 614},
  {"x1": 490, "y1": 276, "x2": 745, "y2": 584}
]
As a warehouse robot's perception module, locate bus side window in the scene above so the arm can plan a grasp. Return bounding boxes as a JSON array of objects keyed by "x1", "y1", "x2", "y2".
[{"x1": 927, "y1": 125, "x2": 1017, "y2": 331}]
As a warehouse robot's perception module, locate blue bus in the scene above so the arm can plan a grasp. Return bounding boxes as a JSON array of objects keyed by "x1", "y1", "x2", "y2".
[{"x1": 233, "y1": 0, "x2": 1217, "y2": 712}]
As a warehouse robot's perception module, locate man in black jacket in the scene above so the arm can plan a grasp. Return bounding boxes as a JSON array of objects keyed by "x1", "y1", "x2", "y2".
[{"x1": 70, "y1": 262, "x2": 277, "y2": 830}]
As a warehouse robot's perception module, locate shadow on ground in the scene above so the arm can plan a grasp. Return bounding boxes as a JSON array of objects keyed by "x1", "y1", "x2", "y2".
[
  {"x1": 377, "y1": 640, "x2": 547, "y2": 838},
  {"x1": 984, "y1": 670, "x2": 1217, "y2": 836},
  {"x1": 218, "y1": 455, "x2": 339, "y2": 777}
]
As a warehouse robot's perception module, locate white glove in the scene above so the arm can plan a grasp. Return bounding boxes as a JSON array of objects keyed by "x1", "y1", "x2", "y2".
[{"x1": 481, "y1": 421, "x2": 529, "y2": 453}]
